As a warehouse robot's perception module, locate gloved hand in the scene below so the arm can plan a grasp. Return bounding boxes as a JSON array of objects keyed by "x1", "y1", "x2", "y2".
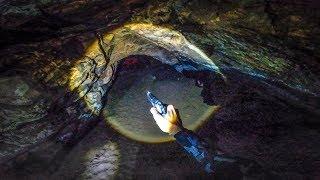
[{"x1": 150, "y1": 105, "x2": 183, "y2": 135}]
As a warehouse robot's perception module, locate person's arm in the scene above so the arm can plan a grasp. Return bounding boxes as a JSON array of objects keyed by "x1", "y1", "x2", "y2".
[
  {"x1": 150, "y1": 105, "x2": 214, "y2": 173},
  {"x1": 174, "y1": 128, "x2": 214, "y2": 173}
]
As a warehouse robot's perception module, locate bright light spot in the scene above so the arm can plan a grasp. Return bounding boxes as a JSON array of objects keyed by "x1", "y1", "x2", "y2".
[{"x1": 82, "y1": 141, "x2": 120, "y2": 179}]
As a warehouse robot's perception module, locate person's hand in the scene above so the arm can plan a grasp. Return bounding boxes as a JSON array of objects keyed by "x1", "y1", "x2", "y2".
[{"x1": 150, "y1": 105, "x2": 182, "y2": 135}]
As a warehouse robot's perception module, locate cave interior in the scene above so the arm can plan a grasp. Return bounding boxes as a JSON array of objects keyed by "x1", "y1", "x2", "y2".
[{"x1": 0, "y1": 0, "x2": 320, "y2": 179}]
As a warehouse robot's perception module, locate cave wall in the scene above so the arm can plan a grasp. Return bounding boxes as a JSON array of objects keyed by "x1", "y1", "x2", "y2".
[{"x1": 1, "y1": 0, "x2": 320, "y2": 179}]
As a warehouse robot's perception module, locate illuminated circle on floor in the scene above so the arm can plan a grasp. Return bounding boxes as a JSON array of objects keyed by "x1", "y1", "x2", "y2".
[{"x1": 103, "y1": 62, "x2": 219, "y2": 143}]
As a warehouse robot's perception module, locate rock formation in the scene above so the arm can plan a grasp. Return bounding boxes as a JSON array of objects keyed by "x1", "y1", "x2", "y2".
[{"x1": 1, "y1": 0, "x2": 320, "y2": 179}]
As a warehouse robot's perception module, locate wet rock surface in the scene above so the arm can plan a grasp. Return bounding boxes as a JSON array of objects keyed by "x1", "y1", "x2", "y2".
[
  {"x1": 1, "y1": 0, "x2": 320, "y2": 179},
  {"x1": 0, "y1": 76, "x2": 53, "y2": 159}
]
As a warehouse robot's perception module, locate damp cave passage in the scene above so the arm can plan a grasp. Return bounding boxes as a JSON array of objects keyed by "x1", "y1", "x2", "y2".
[{"x1": 103, "y1": 56, "x2": 219, "y2": 143}]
